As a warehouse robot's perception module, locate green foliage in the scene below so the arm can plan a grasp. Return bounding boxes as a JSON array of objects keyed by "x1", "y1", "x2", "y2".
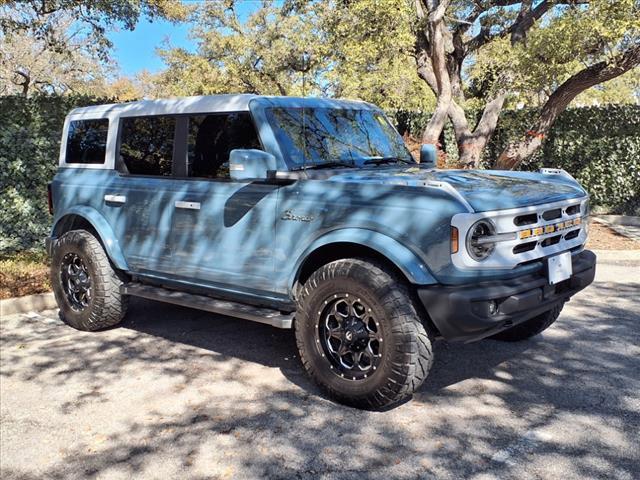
[
  {"x1": 399, "y1": 105, "x2": 640, "y2": 215},
  {"x1": 0, "y1": 95, "x2": 109, "y2": 253}
]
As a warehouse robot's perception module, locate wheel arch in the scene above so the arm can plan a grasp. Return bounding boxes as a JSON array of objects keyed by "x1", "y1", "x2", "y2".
[
  {"x1": 291, "y1": 229, "x2": 437, "y2": 291},
  {"x1": 51, "y1": 206, "x2": 129, "y2": 271}
]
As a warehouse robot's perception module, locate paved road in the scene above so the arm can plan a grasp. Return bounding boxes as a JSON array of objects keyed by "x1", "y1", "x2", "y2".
[{"x1": 1, "y1": 251, "x2": 639, "y2": 479}]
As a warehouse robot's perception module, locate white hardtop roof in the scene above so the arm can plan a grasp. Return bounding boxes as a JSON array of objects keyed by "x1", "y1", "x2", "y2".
[
  {"x1": 68, "y1": 94, "x2": 257, "y2": 118},
  {"x1": 68, "y1": 94, "x2": 375, "y2": 119}
]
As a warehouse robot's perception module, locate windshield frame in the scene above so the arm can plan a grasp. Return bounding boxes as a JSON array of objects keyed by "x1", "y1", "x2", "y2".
[{"x1": 263, "y1": 106, "x2": 415, "y2": 170}]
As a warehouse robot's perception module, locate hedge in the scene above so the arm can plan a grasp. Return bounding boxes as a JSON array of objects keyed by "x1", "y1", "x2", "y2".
[
  {"x1": 0, "y1": 96, "x2": 110, "y2": 253},
  {"x1": 1, "y1": 95, "x2": 638, "y2": 254}
]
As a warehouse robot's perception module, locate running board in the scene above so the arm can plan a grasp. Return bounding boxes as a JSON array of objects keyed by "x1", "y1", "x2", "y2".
[{"x1": 120, "y1": 283, "x2": 294, "y2": 329}]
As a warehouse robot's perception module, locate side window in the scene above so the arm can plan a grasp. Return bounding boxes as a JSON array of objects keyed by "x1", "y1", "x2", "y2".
[
  {"x1": 119, "y1": 116, "x2": 176, "y2": 176},
  {"x1": 65, "y1": 119, "x2": 109, "y2": 164},
  {"x1": 187, "y1": 112, "x2": 261, "y2": 179}
]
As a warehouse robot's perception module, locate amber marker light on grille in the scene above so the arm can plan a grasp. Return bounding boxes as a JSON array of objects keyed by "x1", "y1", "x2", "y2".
[
  {"x1": 519, "y1": 229, "x2": 532, "y2": 239},
  {"x1": 451, "y1": 226, "x2": 459, "y2": 253},
  {"x1": 545, "y1": 225, "x2": 555, "y2": 234}
]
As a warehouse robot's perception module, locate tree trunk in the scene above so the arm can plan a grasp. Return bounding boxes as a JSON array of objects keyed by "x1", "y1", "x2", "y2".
[
  {"x1": 447, "y1": 92, "x2": 506, "y2": 168},
  {"x1": 420, "y1": 5, "x2": 452, "y2": 144},
  {"x1": 497, "y1": 45, "x2": 640, "y2": 170}
]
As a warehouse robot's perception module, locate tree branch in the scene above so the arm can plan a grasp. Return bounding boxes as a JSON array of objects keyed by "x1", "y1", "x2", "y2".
[{"x1": 496, "y1": 43, "x2": 640, "y2": 169}]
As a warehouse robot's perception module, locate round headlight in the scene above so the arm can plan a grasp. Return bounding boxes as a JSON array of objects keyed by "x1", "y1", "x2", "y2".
[{"x1": 466, "y1": 220, "x2": 496, "y2": 261}]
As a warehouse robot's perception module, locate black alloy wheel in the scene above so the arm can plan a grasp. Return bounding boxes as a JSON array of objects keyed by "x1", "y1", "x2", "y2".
[
  {"x1": 317, "y1": 294, "x2": 383, "y2": 381},
  {"x1": 60, "y1": 252, "x2": 92, "y2": 310}
]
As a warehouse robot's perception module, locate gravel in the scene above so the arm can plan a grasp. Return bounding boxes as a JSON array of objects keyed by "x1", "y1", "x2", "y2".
[{"x1": 1, "y1": 251, "x2": 638, "y2": 479}]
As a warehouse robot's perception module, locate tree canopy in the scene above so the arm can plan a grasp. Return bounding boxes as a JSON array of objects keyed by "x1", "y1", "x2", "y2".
[{"x1": 1, "y1": 0, "x2": 638, "y2": 166}]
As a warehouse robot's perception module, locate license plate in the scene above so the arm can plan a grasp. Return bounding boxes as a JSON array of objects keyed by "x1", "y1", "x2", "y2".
[{"x1": 547, "y1": 252, "x2": 572, "y2": 285}]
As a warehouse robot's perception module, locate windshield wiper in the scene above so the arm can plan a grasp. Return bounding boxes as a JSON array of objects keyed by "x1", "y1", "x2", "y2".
[
  {"x1": 362, "y1": 156, "x2": 413, "y2": 166},
  {"x1": 294, "y1": 161, "x2": 356, "y2": 170}
]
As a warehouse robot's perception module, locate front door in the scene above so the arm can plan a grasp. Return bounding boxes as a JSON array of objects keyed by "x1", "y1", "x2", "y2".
[{"x1": 168, "y1": 112, "x2": 278, "y2": 293}]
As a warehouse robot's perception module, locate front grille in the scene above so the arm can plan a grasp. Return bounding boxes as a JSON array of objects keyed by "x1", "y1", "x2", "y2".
[{"x1": 451, "y1": 197, "x2": 588, "y2": 270}]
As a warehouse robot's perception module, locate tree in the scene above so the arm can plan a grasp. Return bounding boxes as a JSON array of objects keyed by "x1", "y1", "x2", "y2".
[
  {"x1": 0, "y1": 0, "x2": 189, "y2": 95},
  {"x1": 157, "y1": 0, "x2": 435, "y2": 111},
  {"x1": 322, "y1": 0, "x2": 435, "y2": 111},
  {"x1": 495, "y1": 1, "x2": 640, "y2": 168},
  {"x1": 410, "y1": 0, "x2": 640, "y2": 168},
  {"x1": 156, "y1": 1, "x2": 330, "y2": 97},
  {"x1": 0, "y1": 13, "x2": 110, "y2": 95}
]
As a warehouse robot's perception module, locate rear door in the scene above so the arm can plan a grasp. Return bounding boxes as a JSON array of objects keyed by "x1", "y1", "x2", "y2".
[{"x1": 102, "y1": 114, "x2": 181, "y2": 275}]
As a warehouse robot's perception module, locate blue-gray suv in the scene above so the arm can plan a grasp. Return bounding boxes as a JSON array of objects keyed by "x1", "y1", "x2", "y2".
[{"x1": 47, "y1": 95, "x2": 596, "y2": 409}]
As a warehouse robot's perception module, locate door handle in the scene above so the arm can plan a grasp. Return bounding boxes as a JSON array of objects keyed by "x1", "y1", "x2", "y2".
[
  {"x1": 104, "y1": 194, "x2": 126, "y2": 204},
  {"x1": 175, "y1": 200, "x2": 201, "y2": 210}
]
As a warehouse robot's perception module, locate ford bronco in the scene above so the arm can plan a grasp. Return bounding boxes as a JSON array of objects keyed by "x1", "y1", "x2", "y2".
[{"x1": 47, "y1": 95, "x2": 596, "y2": 409}]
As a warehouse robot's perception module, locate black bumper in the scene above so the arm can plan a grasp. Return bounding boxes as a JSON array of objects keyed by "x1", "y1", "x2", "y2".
[{"x1": 418, "y1": 250, "x2": 596, "y2": 343}]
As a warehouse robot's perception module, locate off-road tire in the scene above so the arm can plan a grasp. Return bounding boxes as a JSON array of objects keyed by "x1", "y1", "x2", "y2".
[
  {"x1": 295, "y1": 258, "x2": 433, "y2": 409},
  {"x1": 51, "y1": 230, "x2": 128, "y2": 331},
  {"x1": 490, "y1": 303, "x2": 563, "y2": 342}
]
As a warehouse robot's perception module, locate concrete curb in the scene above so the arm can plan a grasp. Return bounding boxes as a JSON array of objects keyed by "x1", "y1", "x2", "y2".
[
  {"x1": 590, "y1": 249, "x2": 640, "y2": 263},
  {"x1": 0, "y1": 250, "x2": 637, "y2": 316},
  {"x1": 1, "y1": 292, "x2": 57, "y2": 317},
  {"x1": 593, "y1": 215, "x2": 640, "y2": 227}
]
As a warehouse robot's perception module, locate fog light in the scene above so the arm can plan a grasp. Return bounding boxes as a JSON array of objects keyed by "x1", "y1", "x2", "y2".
[{"x1": 488, "y1": 300, "x2": 499, "y2": 315}]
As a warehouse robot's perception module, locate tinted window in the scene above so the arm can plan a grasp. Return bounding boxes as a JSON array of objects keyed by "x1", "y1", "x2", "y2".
[
  {"x1": 265, "y1": 107, "x2": 413, "y2": 167},
  {"x1": 119, "y1": 116, "x2": 175, "y2": 176},
  {"x1": 65, "y1": 119, "x2": 109, "y2": 164},
  {"x1": 188, "y1": 113, "x2": 261, "y2": 178}
]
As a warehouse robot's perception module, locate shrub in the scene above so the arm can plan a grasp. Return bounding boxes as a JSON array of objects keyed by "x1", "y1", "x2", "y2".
[{"x1": 0, "y1": 96, "x2": 109, "y2": 253}]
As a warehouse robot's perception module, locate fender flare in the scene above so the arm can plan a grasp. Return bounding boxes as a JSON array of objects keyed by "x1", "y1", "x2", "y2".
[
  {"x1": 51, "y1": 206, "x2": 129, "y2": 271},
  {"x1": 289, "y1": 228, "x2": 437, "y2": 290}
]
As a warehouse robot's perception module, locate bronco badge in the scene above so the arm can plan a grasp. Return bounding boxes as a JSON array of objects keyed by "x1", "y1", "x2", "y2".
[{"x1": 281, "y1": 210, "x2": 315, "y2": 222}]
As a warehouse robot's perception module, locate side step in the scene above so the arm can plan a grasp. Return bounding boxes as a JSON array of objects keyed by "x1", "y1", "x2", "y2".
[{"x1": 120, "y1": 283, "x2": 294, "y2": 329}]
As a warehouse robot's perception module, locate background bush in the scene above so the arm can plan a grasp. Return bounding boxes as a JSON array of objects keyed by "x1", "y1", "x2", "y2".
[
  {"x1": 0, "y1": 96, "x2": 109, "y2": 253},
  {"x1": 1, "y1": 96, "x2": 638, "y2": 254}
]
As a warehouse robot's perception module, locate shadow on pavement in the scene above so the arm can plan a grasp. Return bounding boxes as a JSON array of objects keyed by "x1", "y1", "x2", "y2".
[{"x1": 1, "y1": 281, "x2": 638, "y2": 479}]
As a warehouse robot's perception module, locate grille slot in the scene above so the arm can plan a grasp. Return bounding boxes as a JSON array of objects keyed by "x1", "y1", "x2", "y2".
[
  {"x1": 513, "y1": 241, "x2": 537, "y2": 254},
  {"x1": 514, "y1": 213, "x2": 538, "y2": 226},
  {"x1": 564, "y1": 229, "x2": 580, "y2": 240},
  {"x1": 542, "y1": 208, "x2": 562, "y2": 221},
  {"x1": 541, "y1": 235, "x2": 561, "y2": 247},
  {"x1": 566, "y1": 204, "x2": 580, "y2": 216}
]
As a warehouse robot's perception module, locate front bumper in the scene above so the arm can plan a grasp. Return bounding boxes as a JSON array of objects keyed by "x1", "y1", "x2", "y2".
[{"x1": 418, "y1": 250, "x2": 596, "y2": 342}]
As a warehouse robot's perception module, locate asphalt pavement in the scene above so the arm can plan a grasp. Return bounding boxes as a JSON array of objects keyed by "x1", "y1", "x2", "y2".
[{"x1": 1, "y1": 250, "x2": 638, "y2": 479}]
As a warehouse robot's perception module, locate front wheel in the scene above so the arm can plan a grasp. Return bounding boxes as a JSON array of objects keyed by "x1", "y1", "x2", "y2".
[{"x1": 294, "y1": 259, "x2": 433, "y2": 410}]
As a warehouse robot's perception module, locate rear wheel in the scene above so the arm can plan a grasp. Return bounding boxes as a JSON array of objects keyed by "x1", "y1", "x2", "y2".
[
  {"x1": 490, "y1": 304, "x2": 563, "y2": 342},
  {"x1": 51, "y1": 230, "x2": 128, "y2": 331},
  {"x1": 295, "y1": 258, "x2": 433, "y2": 409}
]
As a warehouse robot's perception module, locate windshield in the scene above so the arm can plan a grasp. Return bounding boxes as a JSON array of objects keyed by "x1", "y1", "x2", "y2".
[{"x1": 265, "y1": 107, "x2": 414, "y2": 169}]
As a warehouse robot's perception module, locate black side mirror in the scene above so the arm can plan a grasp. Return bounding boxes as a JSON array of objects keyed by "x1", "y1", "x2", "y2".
[{"x1": 420, "y1": 144, "x2": 437, "y2": 168}]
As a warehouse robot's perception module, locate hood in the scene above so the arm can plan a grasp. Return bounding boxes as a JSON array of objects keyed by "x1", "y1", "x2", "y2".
[{"x1": 323, "y1": 167, "x2": 586, "y2": 212}]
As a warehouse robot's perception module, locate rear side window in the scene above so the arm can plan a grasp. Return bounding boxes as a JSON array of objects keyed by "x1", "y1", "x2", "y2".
[
  {"x1": 65, "y1": 119, "x2": 109, "y2": 164},
  {"x1": 119, "y1": 116, "x2": 176, "y2": 176},
  {"x1": 187, "y1": 113, "x2": 261, "y2": 178}
]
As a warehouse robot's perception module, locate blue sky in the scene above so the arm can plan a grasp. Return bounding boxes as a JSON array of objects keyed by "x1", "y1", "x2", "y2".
[
  {"x1": 107, "y1": 2, "x2": 259, "y2": 77},
  {"x1": 107, "y1": 18, "x2": 197, "y2": 76}
]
